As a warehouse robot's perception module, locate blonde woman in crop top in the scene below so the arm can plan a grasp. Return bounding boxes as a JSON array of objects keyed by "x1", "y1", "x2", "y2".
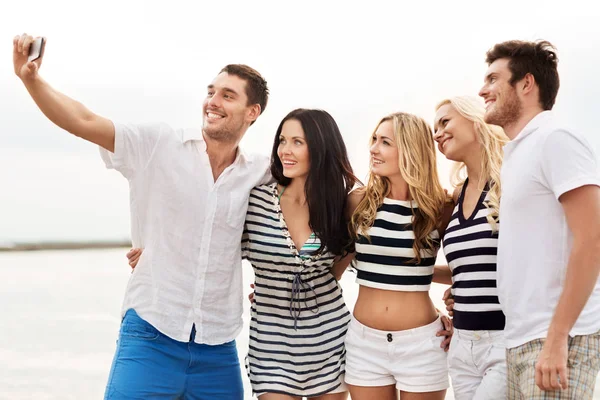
[{"x1": 343, "y1": 112, "x2": 454, "y2": 400}]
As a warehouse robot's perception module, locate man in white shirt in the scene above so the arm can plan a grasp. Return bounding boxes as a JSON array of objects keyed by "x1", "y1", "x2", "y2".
[
  {"x1": 479, "y1": 40, "x2": 600, "y2": 399},
  {"x1": 13, "y1": 33, "x2": 271, "y2": 399}
]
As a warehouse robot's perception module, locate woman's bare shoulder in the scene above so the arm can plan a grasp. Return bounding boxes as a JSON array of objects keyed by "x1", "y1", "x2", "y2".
[{"x1": 346, "y1": 187, "x2": 366, "y2": 218}]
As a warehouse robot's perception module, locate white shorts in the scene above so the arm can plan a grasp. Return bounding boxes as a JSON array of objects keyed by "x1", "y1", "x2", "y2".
[
  {"x1": 448, "y1": 329, "x2": 507, "y2": 400},
  {"x1": 344, "y1": 315, "x2": 449, "y2": 393}
]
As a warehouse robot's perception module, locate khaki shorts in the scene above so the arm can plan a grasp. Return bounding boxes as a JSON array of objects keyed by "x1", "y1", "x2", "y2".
[{"x1": 506, "y1": 331, "x2": 600, "y2": 399}]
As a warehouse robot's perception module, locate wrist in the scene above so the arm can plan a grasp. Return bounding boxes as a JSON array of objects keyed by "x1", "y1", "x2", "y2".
[
  {"x1": 20, "y1": 72, "x2": 40, "y2": 86},
  {"x1": 546, "y1": 326, "x2": 570, "y2": 342}
]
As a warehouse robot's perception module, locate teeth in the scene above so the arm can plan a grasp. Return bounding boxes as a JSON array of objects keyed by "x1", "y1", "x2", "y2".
[
  {"x1": 372, "y1": 159, "x2": 384, "y2": 164},
  {"x1": 283, "y1": 161, "x2": 297, "y2": 165},
  {"x1": 207, "y1": 112, "x2": 224, "y2": 119}
]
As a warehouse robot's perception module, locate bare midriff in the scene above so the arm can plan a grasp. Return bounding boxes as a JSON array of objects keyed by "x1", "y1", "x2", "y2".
[{"x1": 352, "y1": 285, "x2": 437, "y2": 331}]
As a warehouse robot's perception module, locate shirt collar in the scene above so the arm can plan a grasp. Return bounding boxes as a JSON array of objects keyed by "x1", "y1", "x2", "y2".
[
  {"x1": 182, "y1": 128, "x2": 252, "y2": 165},
  {"x1": 512, "y1": 110, "x2": 554, "y2": 143}
]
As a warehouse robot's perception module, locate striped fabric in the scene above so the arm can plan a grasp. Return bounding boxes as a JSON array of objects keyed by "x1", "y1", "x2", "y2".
[
  {"x1": 354, "y1": 198, "x2": 439, "y2": 291},
  {"x1": 242, "y1": 183, "x2": 350, "y2": 397},
  {"x1": 442, "y1": 180, "x2": 505, "y2": 331}
]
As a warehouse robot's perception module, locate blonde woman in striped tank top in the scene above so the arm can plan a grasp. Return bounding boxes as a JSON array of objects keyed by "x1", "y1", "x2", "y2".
[
  {"x1": 432, "y1": 96, "x2": 509, "y2": 400},
  {"x1": 343, "y1": 112, "x2": 454, "y2": 400}
]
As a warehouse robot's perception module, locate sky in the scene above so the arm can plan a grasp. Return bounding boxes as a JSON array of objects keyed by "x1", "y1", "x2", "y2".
[{"x1": 1, "y1": 1, "x2": 599, "y2": 242}]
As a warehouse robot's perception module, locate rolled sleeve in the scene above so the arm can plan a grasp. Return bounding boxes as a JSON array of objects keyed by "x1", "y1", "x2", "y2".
[
  {"x1": 541, "y1": 129, "x2": 600, "y2": 200},
  {"x1": 99, "y1": 122, "x2": 166, "y2": 179}
]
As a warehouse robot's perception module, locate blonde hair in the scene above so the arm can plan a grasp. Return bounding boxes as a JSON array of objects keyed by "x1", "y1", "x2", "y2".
[
  {"x1": 435, "y1": 96, "x2": 508, "y2": 231},
  {"x1": 350, "y1": 112, "x2": 448, "y2": 263}
]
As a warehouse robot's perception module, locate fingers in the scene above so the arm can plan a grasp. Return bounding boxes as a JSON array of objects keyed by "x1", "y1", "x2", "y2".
[
  {"x1": 535, "y1": 363, "x2": 543, "y2": 389},
  {"x1": 535, "y1": 362, "x2": 568, "y2": 391},
  {"x1": 17, "y1": 34, "x2": 26, "y2": 53},
  {"x1": 126, "y1": 248, "x2": 142, "y2": 260},
  {"x1": 558, "y1": 366, "x2": 568, "y2": 390},
  {"x1": 129, "y1": 253, "x2": 141, "y2": 267},
  {"x1": 17, "y1": 33, "x2": 33, "y2": 55},
  {"x1": 22, "y1": 35, "x2": 34, "y2": 56},
  {"x1": 24, "y1": 61, "x2": 36, "y2": 74},
  {"x1": 126, "y1": 248, "x2": 142, "y2": 269},
  {"x1": 248, "y1": 283, "x2": 255, "y2": 303},
  {"x1": 440, "y1": 315, "x2": 452, "y2": 331},
  {"x1": 440, "y1": 335, "x2": 451, "y2": 352},
  {"x1": 444, "y1": 289, "x2": 455, "y2": 314},
  {"x1": 129, "y1": 250, "x2": 141, "y2": 262},
  {"x1": 436, "y1": 315, "x2": 453, "y2": 351},
  {"x1": 445, "y1": 297, "x2": 455, "y2": 316},
  {"x1": 536, "y1": 364, "x2": 559, "y2": 391},
  {"x1": 442, "y1": 287, "x2": 452, "y2": 301},
  {"x1": 542, "y1": 366, "x2": 551, "y2": 391},
  {"x1": 442, "y1": 287, "x2": 455, "y2": 315},
  {"x1": 549, "y1": 369, "x2": 560, "y2": 390}
]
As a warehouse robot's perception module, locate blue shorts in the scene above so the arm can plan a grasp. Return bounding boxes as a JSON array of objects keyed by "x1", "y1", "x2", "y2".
[{"x1": 104, "y1": 309, "x2": 243, "y2": 399}]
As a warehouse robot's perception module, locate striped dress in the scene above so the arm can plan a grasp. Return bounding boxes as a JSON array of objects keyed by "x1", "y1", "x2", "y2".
[
  {"x1": 354, "y1": 198, "x2": 439, "y2": 291},
  {"x1": 242, "y1": 183, "x2": 350, "y2": 397},
  {"x1": 442, "y1": 180, "x2": 505, "y2": 331}
]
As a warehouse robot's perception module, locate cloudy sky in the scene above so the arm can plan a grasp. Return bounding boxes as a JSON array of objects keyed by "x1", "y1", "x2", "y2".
[{"x1": 1, "y1": 0, "x2": 599, "y2": 242}]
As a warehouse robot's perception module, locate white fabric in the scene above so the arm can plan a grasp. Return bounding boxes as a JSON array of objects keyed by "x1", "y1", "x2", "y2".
[
  {"x1": 344, "y1": 315, "x2": 449, "y2": 392},
  {"x1": 448, "y1": 329, "x2": 507, "y2": 400},
  {"x1": 497, "y1": 111, "x2": 600, "y2": 349},
  {"x1": 99, "y1": 122, "x2": 270, "y2": 345}
]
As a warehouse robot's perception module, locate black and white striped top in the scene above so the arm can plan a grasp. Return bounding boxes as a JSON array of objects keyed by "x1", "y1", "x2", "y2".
[
  {"x1": 442, "y1": 180, "x2": 505, "y2": 331},
  {"x1": 242, "y1": 183, "x2": 350, "y2": 397},
  {"x1": 354, "y1": 198, "x2": 439, "y2": 291}
]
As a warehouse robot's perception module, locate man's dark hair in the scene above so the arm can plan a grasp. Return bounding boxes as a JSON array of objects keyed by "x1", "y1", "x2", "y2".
[
  {"x1": 486, "y1": 40, "x2": 560, "y2": 110},
  {"x1": 220, "y1": 64, "x2": 269, "y2": 120}
]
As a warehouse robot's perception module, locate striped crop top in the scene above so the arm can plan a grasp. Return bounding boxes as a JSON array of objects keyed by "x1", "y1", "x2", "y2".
[
  {"x1": 354, "y1": 198, "x2": 440, "y2": 291},
  {"x1": 442, "y1": 180, "x2": 505, "y2": 331}
]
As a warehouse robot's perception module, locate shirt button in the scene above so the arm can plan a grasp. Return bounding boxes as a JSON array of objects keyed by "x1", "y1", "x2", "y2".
[{"x1": 387, "y1": 333, "x2": 393, "y2": 342}]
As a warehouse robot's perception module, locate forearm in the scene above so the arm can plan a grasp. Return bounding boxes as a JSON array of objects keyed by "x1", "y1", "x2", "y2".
[
  {"x1": 548, "y1": 239, "x2": 600, "y2": 338},
  {"x1": 331, "y1": 252, "x2": 355, "y2": 280},
  {"x1": 21, "y1": 75, "x2": 114, "y2": 149},
  {"x1": 432, "y1": 265, "x2": 452, "y2": 285},
  {"x1": 23, "y1": 75, "x2": 94, "y2": 132}
]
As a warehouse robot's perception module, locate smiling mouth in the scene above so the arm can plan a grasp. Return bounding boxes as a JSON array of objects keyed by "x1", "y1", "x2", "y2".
[
  {"x1": 282, "y1": 160, "x2": 297, "y2": 167},
  {"x1": 372, "y1": 158, "x2": 384, "y2": 165},
  {"x1": 206, "y1": 111, "x2": 225, "y2": 121},
  {"x1": 441, "y1": 138, "x2": 451, "y2": 150}
]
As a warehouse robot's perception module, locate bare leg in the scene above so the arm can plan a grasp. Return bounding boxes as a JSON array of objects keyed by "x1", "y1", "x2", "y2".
[
  {"x1": 258, "y1": 393, "x2": 300, "y2": 400},
  {"x1": 310, "y1": 391, "x2": 349, "y2": 400},
  {"x1": 348, "y1": 384, "x2": 398, "y2": 400},
  {"x1": 399, "y1": 389, "x2": 446, "y2": 400}
]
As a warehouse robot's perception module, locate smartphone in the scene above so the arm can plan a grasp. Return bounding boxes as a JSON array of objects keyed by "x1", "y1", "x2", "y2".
[{"x1": 28, "y1": 37, "x2": 45, "y2": 62}]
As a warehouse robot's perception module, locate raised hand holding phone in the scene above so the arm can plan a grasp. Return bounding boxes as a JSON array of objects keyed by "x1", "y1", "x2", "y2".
[{"x1": 13, "y1": 33, "x2": 45, "y2": 80}]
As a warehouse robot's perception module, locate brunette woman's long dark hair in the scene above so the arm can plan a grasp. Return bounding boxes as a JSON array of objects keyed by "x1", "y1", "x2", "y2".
[{"x1": 270, "y1": 108, "x2": 359, "y2": 256}]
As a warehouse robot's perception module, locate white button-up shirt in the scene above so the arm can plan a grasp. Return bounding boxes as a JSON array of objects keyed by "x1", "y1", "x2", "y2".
[
  {"x1": 100, "y1": 122, "x2": 270, "y2": 344},
  {"x1": 498, "y1": 111, "x2": 600, "y2": 349}
]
